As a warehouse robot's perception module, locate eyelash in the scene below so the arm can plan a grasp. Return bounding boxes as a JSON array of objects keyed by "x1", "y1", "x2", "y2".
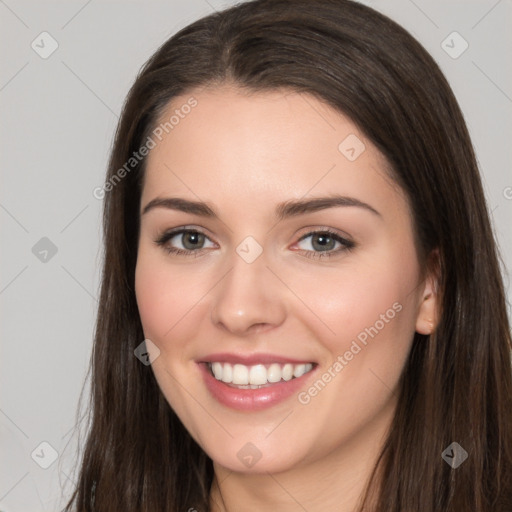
[
  {"x1": 155, "y1": 228, "x2": 356, "y2": 260},
  {"x1": 154, "y1": 227, "x2": 355, "y2": 260}
]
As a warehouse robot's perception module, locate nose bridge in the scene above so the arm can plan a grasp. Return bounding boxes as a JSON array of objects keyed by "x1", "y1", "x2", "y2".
[{"x1": 210, "y1": 237, "x2": 285, "y2": 333}]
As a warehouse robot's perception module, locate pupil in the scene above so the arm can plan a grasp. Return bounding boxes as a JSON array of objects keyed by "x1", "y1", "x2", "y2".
[
  {"x1": 184, "y1": 232, "x2": 203, "y2": 250},
  {"x1": 313, "y1": 234, "x2": 334, "y2": 251}
]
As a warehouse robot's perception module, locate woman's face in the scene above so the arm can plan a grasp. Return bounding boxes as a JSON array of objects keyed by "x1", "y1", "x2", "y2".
[{"x1": 135, "y1": 85, "x2": 435, "y2": 475}]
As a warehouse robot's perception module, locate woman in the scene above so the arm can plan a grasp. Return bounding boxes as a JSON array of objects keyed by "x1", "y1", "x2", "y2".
[{"x1": 63, "y1": 0, "x2": 512, "y2": 510}]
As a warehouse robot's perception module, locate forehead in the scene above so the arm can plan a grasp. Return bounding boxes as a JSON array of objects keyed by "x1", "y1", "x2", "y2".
[{"x1": 142, "y1": 86, "x2": 407, "y2": 222}]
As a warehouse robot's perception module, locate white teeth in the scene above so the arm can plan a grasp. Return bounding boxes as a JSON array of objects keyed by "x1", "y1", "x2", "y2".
[
  {"x1": 267, "y1": 363, "x2": 282, "y2": 383},
  {"x1": 293, "y1": 364, "x2": 307, "y2": 378},
  {"x1": 282, "y1": 363, "x2": 293, "y2": 381},
  {"x1": 232, "y1": 364, "x2": 249, "y2": 385},
  {"x1": 212, "y1": 362, "x2": 223, "y2": 380},
  {"x1": 249, "y1": 364, "x2": 267, "y2": 385},
  {"x1": 209, "y1": 361, "x2": 314, "y2": 386},
  {"x1": 221, "y1": 363, "x2": 232, "y2": 383}
]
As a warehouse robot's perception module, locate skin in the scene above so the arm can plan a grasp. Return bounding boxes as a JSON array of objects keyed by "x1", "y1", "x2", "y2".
[{"x1": 135, "y1": 84, "x2": 438, "y2": 511}]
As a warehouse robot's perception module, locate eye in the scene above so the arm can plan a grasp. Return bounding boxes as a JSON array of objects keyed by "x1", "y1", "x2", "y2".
[
  {"x1": 293, "y1": 229, "x2": 355, "y2": 260},
  {"x1": 154, "y1": 228, "x2": 216, "y2": 256},
  {"x1": 154, "y1": 227, "x2": 355, "y2": 260}
]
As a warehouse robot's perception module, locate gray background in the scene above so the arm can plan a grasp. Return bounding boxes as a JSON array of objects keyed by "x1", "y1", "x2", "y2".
[{"x1": 1, "y1": 1, "x2": 511, "y2": 510}]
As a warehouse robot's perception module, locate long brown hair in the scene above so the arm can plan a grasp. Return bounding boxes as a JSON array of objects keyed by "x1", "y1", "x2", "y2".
[{"x1": 62, "y1": 0, "x2": 512, "y2": 510}]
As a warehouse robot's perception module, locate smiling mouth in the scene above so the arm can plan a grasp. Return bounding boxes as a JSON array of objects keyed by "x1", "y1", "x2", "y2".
[{"x1": 206, "y1": 361, "x2": 316, "y2": 389}]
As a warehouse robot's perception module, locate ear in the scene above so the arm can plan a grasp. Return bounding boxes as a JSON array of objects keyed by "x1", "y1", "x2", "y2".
[{"x1": 415, "y1": 248, "x2": 441, "y2": 335}]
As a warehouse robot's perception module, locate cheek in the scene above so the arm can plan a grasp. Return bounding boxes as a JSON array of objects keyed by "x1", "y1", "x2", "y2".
[
  {"x1": 288, "y1": 260, "x2": 416, "y2": 353},
  {"x1": 293, "y1": 246, "x2": 420, "y2": 411},
  {"x1": 135, "y1": 260, "x2": 170, "y2": 341},
  {"x1": 287, "y1": 259, "x2": 419, "y2": 451},
  {"x1": 286, "y1": 249, "x2": 421, "y2": 416},
  {"x1": 135, "y1": 250, "x2": 203, "y2": 343},
  {"x1": 134, "y1": 252, "x2": 207, "y2": 434}
]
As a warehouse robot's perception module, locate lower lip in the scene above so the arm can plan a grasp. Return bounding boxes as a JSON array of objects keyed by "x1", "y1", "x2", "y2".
[{"x1": 199, "y1": 363, "x2": 316, "y2": 411}]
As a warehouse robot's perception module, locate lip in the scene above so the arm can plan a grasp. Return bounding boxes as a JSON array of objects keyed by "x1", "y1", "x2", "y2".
[{"x1": 198, "y1": 358, "x2": 318, "y2": 411}]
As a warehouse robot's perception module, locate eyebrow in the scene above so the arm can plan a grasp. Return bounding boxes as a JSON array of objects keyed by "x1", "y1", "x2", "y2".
[{"x1": 142, "y1": 194, "x2": 381, "y2": 221}]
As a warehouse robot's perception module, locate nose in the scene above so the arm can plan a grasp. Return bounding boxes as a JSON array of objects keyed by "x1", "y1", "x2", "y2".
[{"x1": 210, "y1": 247, "x2": 287, "y2": 336}]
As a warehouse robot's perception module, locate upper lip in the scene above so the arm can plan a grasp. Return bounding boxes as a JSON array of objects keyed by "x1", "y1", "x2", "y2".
[{"x1": 197, "y1": 352, "x2": 316, "y2": 366}]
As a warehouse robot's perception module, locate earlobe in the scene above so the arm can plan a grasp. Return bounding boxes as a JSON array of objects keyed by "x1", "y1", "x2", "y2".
[
  {"x1": 415, "y1": 294, "x2": 437, "y2": 335},
  {"x1": 415, "y1": 250, "x2": 441, "y2": 335}
]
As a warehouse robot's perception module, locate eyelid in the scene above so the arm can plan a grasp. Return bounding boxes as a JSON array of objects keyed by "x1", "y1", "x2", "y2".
[
  {"x1": 154, "y1": 225, "x2": 355, "y2": 258},
  {"x1": 291, "y1": 227, "x2": 355, "y2": 258},
  {"x1": 155, "y1": 225, "x2": 352, "y2": 242},
  {"x1": 155, "y1": 223, "x2": 210, "y2": 238},
  {"x1": 295, "y1": 225, "x2": 353, "y2": 242},
  {"x1": 154, "y1": 226, "x2": 217, "y2": 248}
]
